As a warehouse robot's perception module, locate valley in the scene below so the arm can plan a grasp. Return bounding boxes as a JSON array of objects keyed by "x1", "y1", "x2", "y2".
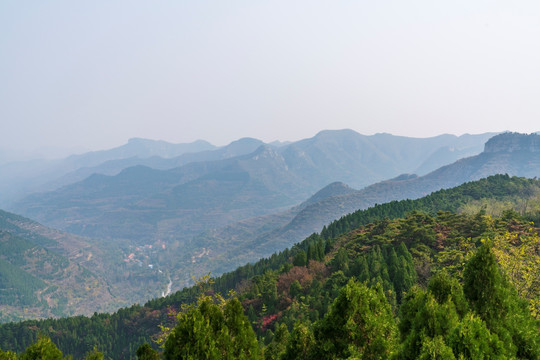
[
  {"x1": 2, "y1": 131, "x2": 539, "y2": 323},
  {"x1": 1, "y1": 174, "x2": 539, "y2": 359},
  {"x1": 3, "y1": 2, "x2": 539, "y2": 358}
]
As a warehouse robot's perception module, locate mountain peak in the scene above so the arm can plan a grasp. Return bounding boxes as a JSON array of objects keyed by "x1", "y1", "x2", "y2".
[{"x1": 484, "y1": 132, "x2": 540, "y2": 153}]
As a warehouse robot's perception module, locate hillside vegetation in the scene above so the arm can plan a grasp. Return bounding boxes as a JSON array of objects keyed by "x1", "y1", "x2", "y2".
[
  {"x1": 0, "y1": 175, "x2": 539, "y2": 359},
  {"x1": 0, "y1": 210, "x2": 171, "y2": 323},
  {"x1": 9, "y1": 132, "x2": 499, "y2": 293},
  {"x1": 174, "y1": 133, "x2": 540, "y2": 284}
]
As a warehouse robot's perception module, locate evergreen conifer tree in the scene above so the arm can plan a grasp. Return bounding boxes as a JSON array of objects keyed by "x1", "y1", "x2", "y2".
[
  {"x1": 163, "y1": 296, "x2": 261, "y2": 360},
  {"x1": 136, "y1": 344, "x2": 160, "y2": 360},
  {"x1": 264, "y1": 323, "x2": 289, "y2": 360},
  {"x1": 463, "y1": 243, "x2": 540, "y2": 359},
  {"x1": 314, "y1": 279, "x2": 397, "y2": 359},
  {"x1": 282, "y1": 322, "x2": 314, "y2": 360},
  {"x1": 0, "y1": 349, "x2": 17, "y2": 360},
  {"x1": 19, "y1": 337, "x2": 63, "y2": 360}
]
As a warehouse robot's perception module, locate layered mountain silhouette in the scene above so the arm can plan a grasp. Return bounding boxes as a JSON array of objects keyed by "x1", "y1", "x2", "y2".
[
  {"x1": 3, "y1": 131, "x2": 540, "y2": 308},
  {"x1": 11, "y1": 131, "x2": 495, "y2": 243},
  {"x1": 213, "y1": 132, "x2": 540, "y2": 262},
  {"x1": 0, "y1": 138, "x2": 217, "y2": 206}
]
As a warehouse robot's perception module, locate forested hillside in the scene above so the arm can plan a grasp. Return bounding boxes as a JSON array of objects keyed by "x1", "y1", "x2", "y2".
[
  {"x1": 8, "y1": 132, "x2": 518, "y2": 304},
  {"x1": 0, "y1": 210, "x2": 170, "y2": 323},
  {"x1": 0, "y1": 175, "x2": 539, "y2": 359},
  {"x1": 183, "y1": 133, "x2": 540, "y2": 282}
]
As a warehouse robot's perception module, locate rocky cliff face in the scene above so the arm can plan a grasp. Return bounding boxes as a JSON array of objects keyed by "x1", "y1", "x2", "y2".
[{"x1": 484, "y1": 132, "x2": 540, "y2": 153}]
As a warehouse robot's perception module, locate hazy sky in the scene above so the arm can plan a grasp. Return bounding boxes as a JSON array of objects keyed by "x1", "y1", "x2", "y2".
[{"x1": 1, "y1": 1, "x2": 539, "y2": 155}]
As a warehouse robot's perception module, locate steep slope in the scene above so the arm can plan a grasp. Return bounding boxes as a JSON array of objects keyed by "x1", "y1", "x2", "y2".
[
  {"x1": 189, "y1": 133, "x2": 540, "y2": 270},
  {"x1": 0, "y1": 210, "x2": 117, "y2": 322},
  {"x1": 188, "y1": 181, "x2": 358, "y2": 274},
  {"x1": 263, "y1": 132, "x2": 540, "y2": 248},
  {"x1": 0, "y1": 208, "x2": 183, "y2": 323},
  {"x1": 413, "y1": 132, "x2": 497, "y2": 175},
  {"x1": 9, "y1": 131, "x2": 505, "y2": 293}
]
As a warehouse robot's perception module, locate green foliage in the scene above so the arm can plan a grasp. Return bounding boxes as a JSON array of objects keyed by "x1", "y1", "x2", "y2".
[
  {"x1": 281, "y1": 322, "x2": 314, "y2": 360},
  {"x1": 292, "y1": 251, "x2": 307, "y2": 267},
  {"x1": 163, "y1": 295, "x2": 260, "y2": 360},
  {"x1": 136, "y1": 344, "x2": 159, "y2": 360},
  {"x1": 491, "y1": 232, "x2": 540, "y2": 319},
  {"x1": 83, "y1": 347, "x2": 103, "y2": 360},
  {"x1": 416, "y1": 336, "x2": 455, "y2": 360},
  {"x1": 427, "y1": 271, "x2": 468, "y2": 318},
  {"x1": 322, "y1": 175, "x2": 540, "y2": 241},
  {"x1": 463, "y1": 243, "x2": 540, "y2": 359},
  {"x1": 314, "y1": 280, "x2": 398, "y2": 359},
  {"x1": 0, "y1": 349, "x2": 17, "y2": 360},
  {"x1": 19, "y1": 337, "x2": 63, "y2": 360},
  {"x1": 463, "y1": 243, "x2": 508, "y2": 327},
  {"x1": 330, "y1": 247, "x2": 349, "y2": 273},
  {"x1": 447, "y1": 314, "x2": 505, "y2": 360},
  {"x1": 397, "y1": 288, "x2": 460, "y2": 359},
  {"x1": 1, "y1": 175, "x2": 540, "y2": 359},
  {"x1": 264, "y1": 324, "x2": 289, "y2": 360},
  {"x1": 0, "y1": 258, "x2": 45, "y2": 306}
]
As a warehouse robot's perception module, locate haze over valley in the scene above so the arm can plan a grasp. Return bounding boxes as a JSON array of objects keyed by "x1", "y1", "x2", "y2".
[
  {"x1": 1, "y1": 130, "x2": 539, "y2": 324},
  {"x1": 2, "y1": 1, "x2": 540, "y2": 358}
]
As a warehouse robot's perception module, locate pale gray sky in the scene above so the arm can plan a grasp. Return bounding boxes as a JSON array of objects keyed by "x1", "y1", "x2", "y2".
[{"x1": 1, "y1": 1, "x2": 539, "y2": 155}]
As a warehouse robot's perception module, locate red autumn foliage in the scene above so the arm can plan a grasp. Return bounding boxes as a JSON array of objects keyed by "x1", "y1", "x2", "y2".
[
  {"x1": 259, "y1": 313, "x2": 280, "y2": 331},
  {"x1": 276, "y1": 266, "x2": 313, "y2": 294}
]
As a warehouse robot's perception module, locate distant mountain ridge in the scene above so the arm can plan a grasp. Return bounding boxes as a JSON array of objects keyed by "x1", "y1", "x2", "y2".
[
  {"x1": 1, "y1": 131, "x2": 496, "y2": 208},
  {"x1": 484, "y1": 132, "x2": 540, "y2": 153},
  {"x1": 8, "y1": 130, "x2": 511, "y2": 293},
  {"x1": 2, "y1": 132, "x2": 540, "y2": 323},
  {"x1": 0, "y1": 138, "x2": 217, "y2": 206},
  {"x1": 240, "y1": 132, "x2": 540, "y2": 253},
  {"x1": 11, "y1": 131, "x2": 498, "y2": 242},
  {"x1": 1, "y1": 175, "x2": 539, "y2": 359}
]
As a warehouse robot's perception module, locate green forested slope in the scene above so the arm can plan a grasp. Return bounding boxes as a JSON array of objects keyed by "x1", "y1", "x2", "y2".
[
  {"x1": 0, "y1": 210, "x2": 156, "y2": 323},
  {"x1": 0, "y1": 175, "x2": 539, "y2": 359}
]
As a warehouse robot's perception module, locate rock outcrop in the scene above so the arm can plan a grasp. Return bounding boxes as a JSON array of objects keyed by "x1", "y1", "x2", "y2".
[{"x1": 484, "y1": 132, "x2": 540, "y2": 153}]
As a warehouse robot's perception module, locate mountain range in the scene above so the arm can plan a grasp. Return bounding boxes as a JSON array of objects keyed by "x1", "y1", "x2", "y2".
[
  {"x1": 1, "y1": 174, "x2": 539, "y2": 358},
  {"x1": 194, "y1": 132, "x2": 540, "y2": 269},
  {"x1": 6, "y1": 131, "x2": 538, "y2": 296},
  {"x1": 1, "y1": 130, "x2": 495, "y2": 208}
]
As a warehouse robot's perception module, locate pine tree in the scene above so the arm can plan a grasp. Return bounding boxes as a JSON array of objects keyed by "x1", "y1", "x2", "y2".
[
  {"x1": 163, "y1": 296, "x2": 261, "y2": 360},
  {"x1": 396, "y1": 287, "x2": 459, "y2": 360},
  {"x1": 314, "y1": 279, "x2": 397, "y2": 359},
  {"x1": 331, "y1": 248, "x2": 349, "y2": 274},
  {"x1": 282, "y1": 322, "x2": 314, "y2": 360},
  {"x1": 0, "y1": 349, "x2": 17, "y2": 360},
  {"x1": 136, "y1": 344, "x2": 160, "y2": 360},
  {"x1": 447, "y1": 314, "x2": 505, "y2": 360},
  {"x1": 83, "y1": 347, "x2": 104, "y2": 360},
  {"x1": 19, "y1": 337, "x2": 64, "y2": 360},
  {"x1": 264, "y1": 323, "x2": 289, "y2": 360},
  {"x1": 293, "y1": 250, "x2": 307, "y2": 267},
  {"x1": 463, "y1": 243, "x2": 540, "y2": 359},
  {"x1": 427, "y1": 271, "x2": 468, "y2": 318},
  {"x1": 416, "y1": 336, "x2": 456, "y2": 360}
]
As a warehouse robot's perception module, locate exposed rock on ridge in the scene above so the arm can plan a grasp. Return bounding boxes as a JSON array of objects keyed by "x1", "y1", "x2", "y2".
[{"x1": 484, "y1": 132, "x2": 540, "y2": 153}]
